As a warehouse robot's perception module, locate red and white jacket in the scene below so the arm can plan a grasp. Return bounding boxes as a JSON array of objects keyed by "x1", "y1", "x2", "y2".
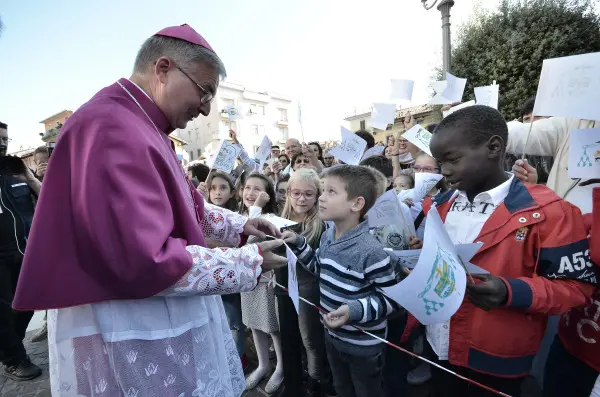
[
  {"x1": 558, "y1": 187, "x2": 600, "y2": 372},
  {"x1": 403, "y1": 179, "x2": 596, "y2": 378}
]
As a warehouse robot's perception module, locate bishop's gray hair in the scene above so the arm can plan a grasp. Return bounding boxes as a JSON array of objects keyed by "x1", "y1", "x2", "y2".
[{"x1": 133, "y1": 35, "x2": 227, "y2": 79}]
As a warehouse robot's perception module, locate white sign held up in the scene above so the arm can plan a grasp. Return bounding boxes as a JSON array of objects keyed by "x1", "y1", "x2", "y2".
[
  {"x1": 286, "y1": 245, "x2": 300, "y2": 313},
  {"x1": 210, "y1": 140, "x2": 240, "y2": 173},
  {"x1": 568, "y1": 128, "x2": 600, "y2": 179},
  {"x1": 533, "y1": 52, "x2": 600, "y2": 121},
  {"x1": 225, "y1": 105, "x2": 243, "y2": 121},
  {"x1": 328, "y1": 127, "x2": 368, "y2": 165},
  {"x1": 474, "y1": 84, "x2": 499, "y2": 110},
  {"x1": 442, "y1": 73, "x2": 467, "y2": 103},
  {"x1": 369, "y1": 103, "x2": 397, "y2": 130},
  {"x1": 255, "y1": 135, "x2": 272, "y2": 165},
  {"x1": 361, "y1": 145, "x2": 385, "y2": 161},
  {"x1": 380, "y1": 207, "x2": 467, "y2": 325},
  {"x1": 390, "y1": 79, "x2": 415, "y2": 101},
  {"x1": 429, "y1": 81, "x2": 453, "y2": 105},
  {"x1": 402, "y1": 124, "x2": 433, "y2": 156},
  {"x1": 412, "y1": 173, "x2": 444, "y2": 202}
]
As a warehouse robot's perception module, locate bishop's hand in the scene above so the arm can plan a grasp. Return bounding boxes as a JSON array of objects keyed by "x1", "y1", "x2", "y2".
[
  {"x1": 243, "y1": 218, "x2": 281, "y2": 240},
  {"x1": 256, "y1": 239, "x2": 287, "y2": 272}
]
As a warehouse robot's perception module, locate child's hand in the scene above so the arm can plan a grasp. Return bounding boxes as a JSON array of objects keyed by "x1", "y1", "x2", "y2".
[
  {"x1": 254, "y1": 191, "x2": 270, "y2": 208},
  {"x1": 272, "y1": 161, "x2": 282, "y2": 175},
  {"x1": 281, "y1": 230, "x2": 299, "y2": 246},
  {"x1": 323, "y1": 305, "x2": 350, "y2": 329},
  {"x1": 466, "y1": 274, "x2": 508, "y2": 311},
  {"x1": 197, "y1": 182, "x2": 208, "y2": 197},
  {"x1": 409, "y1": 236, "x2": 423, "y2": 250},
  {"x1": 512, "y1": 159, "x2": 538, "y2": 184},
  {"x1": 302, "y1": 143, "x2": 315, "y2": 158},
  {"x1": 256, "y1": 240, "x2": 288, "y2": 271}
]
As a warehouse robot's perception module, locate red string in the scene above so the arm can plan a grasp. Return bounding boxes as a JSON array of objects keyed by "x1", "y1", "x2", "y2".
[{"x1": 272, "y1": 281, "x2": 512, "y2": 397}]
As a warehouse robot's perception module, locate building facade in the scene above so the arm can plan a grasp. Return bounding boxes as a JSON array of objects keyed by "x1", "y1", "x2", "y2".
[
  {"x1": 344, "y1": 104, "x2": 442, "y2": 144},
  {"x1": 39, "y1": 110, "x2": 74, "y2": 143},
  {"x1": 173, "y1": 81, "x2": 300, "y2": 160}
]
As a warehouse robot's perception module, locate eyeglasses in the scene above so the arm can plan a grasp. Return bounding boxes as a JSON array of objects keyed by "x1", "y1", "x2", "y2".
[
  {"x1": 0, "y1": 137, "x2": 12, "y2": 144},
  {"x1": 413, "y1": 165, "x2": 440, "y2": 173},
  {"x1": 289, "y1": 189, "x2": 316, "y2": 200},
  {"x1": 295, "y1": 158, "x2": 311, "y2": 164},
  {"x1": 175, "y1": 65, "x2": 214, "y2": 104}
]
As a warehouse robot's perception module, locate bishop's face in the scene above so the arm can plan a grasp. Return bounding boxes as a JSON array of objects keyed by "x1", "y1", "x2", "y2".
[{"x1": 154, "y1": 57, "x2": 219, "y2": 130}]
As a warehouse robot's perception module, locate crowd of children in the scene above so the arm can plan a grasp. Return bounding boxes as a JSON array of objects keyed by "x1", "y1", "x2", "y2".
[{"x1": 189, "y1": 103, "x2": 597, "y2": 397}]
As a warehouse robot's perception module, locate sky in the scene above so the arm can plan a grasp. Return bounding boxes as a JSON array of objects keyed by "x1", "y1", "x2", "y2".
[{"x1": 0, "y1": 0, "x2": 491, "y2": 151}]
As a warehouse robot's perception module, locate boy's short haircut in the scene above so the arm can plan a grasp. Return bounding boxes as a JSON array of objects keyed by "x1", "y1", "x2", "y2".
[
  {"x1": 359, "y1": 155, "x2": 393, "y2": 178},
  {"x1": 188, "y1": 163, "x2": 210, "y2": 181},
  {"x1": 354, "y1": 130, "x2": 375, "y2": 149},
  {"x1": 520, "y1": 96, "x2": 536, "y2": 118},
  {"x1": 34, "y1": 146, "x2": 49, "y2": 156},
  {"x1": 435, "y1": 105, "x2": 508, "y2": 149},
  {"x1": 322, "y1": 164, "x2": 378, "y2": 217}
]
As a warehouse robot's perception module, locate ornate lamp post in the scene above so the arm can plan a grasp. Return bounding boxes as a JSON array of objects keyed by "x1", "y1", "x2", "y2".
[{"x1": 422, "y1": 0, "x2": 455, "y2": 78}]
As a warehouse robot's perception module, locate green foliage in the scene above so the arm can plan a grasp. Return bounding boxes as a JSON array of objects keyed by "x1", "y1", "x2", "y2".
[{"x1": 451, "y1": 0, "x2": 600, "y2": 119}]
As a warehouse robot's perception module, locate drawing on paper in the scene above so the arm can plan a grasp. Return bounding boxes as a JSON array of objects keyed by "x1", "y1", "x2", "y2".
[
  {"x1": 551, "y1": 65, "x2": 595, "y2": 99},
  {"x1": 415, "y1": 127, "x2": 432, "y2": 148},
  {"x1": 577, "y1": 142, "x2": 600, "y2": 167},
  {"x1": 418, "y1": 246, "x2": 459, "y2": 315}
]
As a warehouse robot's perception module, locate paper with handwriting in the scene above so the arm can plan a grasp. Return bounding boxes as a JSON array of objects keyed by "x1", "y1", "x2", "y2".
[
  {"x1": 255, "y1": 135, "x2": 272, "y2": 166},
  {"x1": 533, "y1": 52, "x2": 600, "y2": 121},
  {"x1": 328, "y1": 127, "x2": 368, "y2": 165},
  {"x1": 210, "y1": 140, "x2": 240, "y2": 173},
  {"x1": 568, "y1": 128, "x2": 600, "y2": 179},
  {"x1": 286, "y1": 245, "x2": 300, "y2": 313},
  {"x1": 402, "y1": 124, "x2": 433, "y2": 156}
]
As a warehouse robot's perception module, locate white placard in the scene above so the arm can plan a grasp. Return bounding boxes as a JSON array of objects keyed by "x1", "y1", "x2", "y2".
[
  {"x1": 361, "y1": 145, "x2": 386, "y2": 161},
  {"x1": 388, "y1": 242, "x2": 487, "y2": 274},
  {"x1": 367, "y1": 190, "x2": 415, "y2": 235},
  {"x1": 568, "y1": 128, "x2": 600, "y2": 179},
  {"x1": 255, "y1": 135, "x2": 272, "y2": 165},
  {"x1": 442, "y1": 100, "x2": 476, "y2": 118},
  {"x1": 402, "y1": 124, "x2": 433, "y2": 156},
  {"x1": 210, "y1": 140, "x2": 240, "y2": 173},
  {"x1": 369, "y1": 103, "x2": 396, "y2": 130},
  {"x1": 380, "y1": 207, "x2": 467, "y2": 325},
  {"x1": 225, "y1": 105, "x2": 243, "y2": 121},
  {"x1": 412, "y1": 173, "x2": 444, "y2": 202},
  {"x1": 260, "y1": 213, "x2": 298, "y2": 230},
  {"x1": 533, "y1": 52, "x2": 600, "y2": 121},
  {"x1": 391, "y1": 79, "x2": 415, "y2": 101},
  {"x1": 474, "y1": 84, "x2": 499, "y2": 110},
  {"x1": 429, "y1": 81, "x2": 453, "y2": 105},
  {"x1": 286, "y1": 245, "x2": 300, "y2": 314},
  {"x1": 442, "y1": 73, "x2": 467, "y2": 103},
  {"x1": 328, "y1": 127, "x2": 368, "y2": 165}
]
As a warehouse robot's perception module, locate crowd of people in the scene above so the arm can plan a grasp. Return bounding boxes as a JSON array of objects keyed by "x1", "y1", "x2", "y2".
[{"x1": 0, "y1": 22, "x2": 598, "y2": 397}]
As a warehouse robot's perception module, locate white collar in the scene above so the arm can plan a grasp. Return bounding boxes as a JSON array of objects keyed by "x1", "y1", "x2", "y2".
[
  {"x1": 451, "y1": 174, "x2": 514, "y2": 206},
  {"x1": 127, "y1": 79, "x2": 153, "y2": 102}
]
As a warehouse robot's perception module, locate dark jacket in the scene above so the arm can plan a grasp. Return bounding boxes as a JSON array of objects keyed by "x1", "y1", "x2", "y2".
[{"x1": 0, "y1": 174, "x2": 36, "y2": 247}]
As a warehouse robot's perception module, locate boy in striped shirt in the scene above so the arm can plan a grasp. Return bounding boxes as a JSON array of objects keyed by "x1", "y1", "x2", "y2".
[{"x1": 282, "y1": 165, "x2": 401, "y2": 397}]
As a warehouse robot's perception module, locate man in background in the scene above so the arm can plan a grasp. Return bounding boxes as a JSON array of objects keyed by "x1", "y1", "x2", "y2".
[
  {"x1": 0, "y1": 121, "x2": 42, "y2": 381},
  {"x1": 33, "y1": 146, "x2": 49, "y2": 182}
]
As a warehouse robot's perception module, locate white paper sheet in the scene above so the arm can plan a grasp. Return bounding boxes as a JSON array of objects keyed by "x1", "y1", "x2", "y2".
[
  {"x1": 568, "y1": 128, "x2": 600, "y2": 179},
  {"x1": 533, "y1": 52, "x2": 600, "y2": 121},
  {"x1": 390, "y1": 79, "x2": 415, "y2": 101},
  {"x1": 367, "y1": 190, "x2": 414, "y2": 232},
  {"x1": 286, "y1": 245, "x2": 300, "y2": 314},
  {"x1": 255, "y1": 135, "x2": 272, "y2": 165},
  {"x1": 442, "y1": 100, "x2": 476, "y2": 118},
  {"x1": 402, "y1": 124, "x2": 433, "y2": 156},
  {"x1": 429, "y1": 81, "x2": 453, "y2": 105},
  {"x1": 361, "y1": 145, "x2": 386, "y2": 160},
  {"x1": 389, "y1": 242, "x2": 487, "y2": 274},
  {"x1": 328, "y1": 127, "x2": 368, "y2": 165},
  {"x1": 381, "y1": 207, "x2": 467, "y2": 325},
  {"x1": 225, "y1": 105, "x2": 243, "y2": 121},
  {"x1": 210, "y1": 140, "x2": 240, "y2": 173},
  {"x1": 474, "y1": 84, "x2": 499, "y2": 110},
  {"x1": 442, "y1": 73, "x2": 467, "y2": 103},
  {"x1": 412, "y1": 173, "x2": 444, "y2": 202},
  {"x1": 260, "y1": 213, "x2": 298, "y2": 230},
  {"x1": 369, "y1": 103, "x2": 396, "y2": 130}
]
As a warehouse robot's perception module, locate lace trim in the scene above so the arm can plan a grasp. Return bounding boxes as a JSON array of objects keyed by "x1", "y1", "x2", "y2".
[
  {"x1": 201, "y1": 202, "x2": 247, "y2": 246},
  {"x1": 159, "y1": 245, "x2": 262, "y2": 297}
]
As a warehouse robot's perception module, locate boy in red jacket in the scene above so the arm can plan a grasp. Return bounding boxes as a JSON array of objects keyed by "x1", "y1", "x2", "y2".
[
  {"x1": 423, "y1": 106, "x2": 596, "y2": 397},
  {"x1": 544, "y1": 183, "x2": 599, "y2": 397}
]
